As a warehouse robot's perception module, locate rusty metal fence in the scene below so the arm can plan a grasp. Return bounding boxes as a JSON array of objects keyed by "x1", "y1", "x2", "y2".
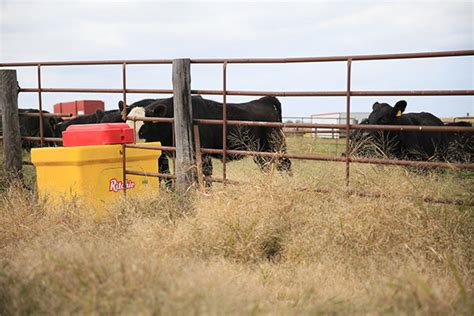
[{"x1": 1, "y1": 50, "x2": 474, "y2": 194}]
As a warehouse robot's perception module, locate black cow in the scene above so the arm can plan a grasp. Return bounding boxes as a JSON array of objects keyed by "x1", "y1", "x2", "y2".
[
  {"x1": 0, "y1": 109, "x2": 60, "y2": 151},
  {"x1": 444, "y1": 121, "x2": 473, "y2": 162},
  {"x1": 53, "y1": 109, "x2": 105, "y2": 137},
  {"x1": 366, "y1": 100, "x2": 447, "y2": 160},
  {"x1": 348, "y1": 118, "x2": 377, "y2": 157},
  {"x1": 365, "y1": 100, "x2": 474, "y2": 162},
  {"x1": 350, "y1": 106, "x2": 473, "y2": 163},
  {"x1": 18, "y1": 109, "x2": 61, "y2": 151},
  {"x1": 135, "y1": 95, "x2": 292, "y2": 184},
  {"x1": 52, "y1": 99, "x2": 158, "y2": 138},
  {"x1": 99, "y1": 109, "x2": 123, "y2": 123}
]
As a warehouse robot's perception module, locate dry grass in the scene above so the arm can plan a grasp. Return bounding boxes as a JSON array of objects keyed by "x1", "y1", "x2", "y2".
[{"x1": 0, "y1": 138, "x2": 473, "y2": 315}]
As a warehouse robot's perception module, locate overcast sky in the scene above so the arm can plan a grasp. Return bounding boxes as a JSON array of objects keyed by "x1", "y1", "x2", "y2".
[{"x1": 1, "y1": 0, "x2": 473, "y2": 119}]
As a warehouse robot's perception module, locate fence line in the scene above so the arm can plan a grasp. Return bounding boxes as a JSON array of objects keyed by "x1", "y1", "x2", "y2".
[
  {"x1": 17, "y1": 87, "x2": 474, "y2": 96},
  {"x1": 1, "y1": 49, "x2": 473, "y2": 67},
  {"x1": 1, "y1": 50, "x2": 474, "y2": 199}
]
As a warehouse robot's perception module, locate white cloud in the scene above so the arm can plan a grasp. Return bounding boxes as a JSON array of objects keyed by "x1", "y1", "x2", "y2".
[{"x1": 1, "y1": 0, "x2": 472, "y2": 117}]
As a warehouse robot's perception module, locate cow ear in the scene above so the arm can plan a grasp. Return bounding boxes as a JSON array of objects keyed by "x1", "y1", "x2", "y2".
[
  {"x1": 372, "y1": 102, "x2": 382, "y2": 111},
  {"x1": 151, "y1": 104, "x2": 167, "y2": 117},
  {"x1": 394, "y1": 100, "x2": 407, "y2": 115}
]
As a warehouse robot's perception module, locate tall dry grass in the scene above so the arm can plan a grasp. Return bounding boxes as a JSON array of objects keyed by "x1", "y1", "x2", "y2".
[{"x1": 0, "y1": 159, "x2": 473, "y2": 315}]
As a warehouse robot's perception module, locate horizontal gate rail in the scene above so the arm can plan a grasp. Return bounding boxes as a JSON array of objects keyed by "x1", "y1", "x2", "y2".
[
  {"x1": 126, "y1": 169, "x2": 176, "y2": 179},
  {"x1": 126, "y1": 116, "x2": 474, "y2": 133},
  {"x1": 191, "y1": 50, "x2": 474, "y2": 63},
  {"x1": 125, "y1": 169, "x2": 239, "y2": 185},
  {"x1": 198, "y1": 147, "x2": 474, "y2": 170},
  {"x1": 0, "y1": 59, "x2": 173, "y2": 67},
  {"x1": 126, "y1": 116, "x2": 174, "y2": 123},
  {"x1": 17, "y1": 87, "x2": 474, "y2": 97},
  {"x1": 2, "y1": 49, "x2": 472, "y2": 67},
  {"x1": 0, "y1": 136, "x2": 63, "y2": 142},
  {"x1": 19, "y1": 88, "x2": 174, "y2": 94},
  {"x1": 191, "y1": 89, "x2": 474, "y2": 97},
  {"x1": 125, "y1": 144, "x2": 176, "y2": 151},
  {"x1": 194, "y1": 119, "x2": 474, "y2": 133},
  {"x1": 21, "y1": 136, "x2": 63, "y2": 142},
  {"x1": 19, "y1": 112, "x2": 72, "y2": 118}
]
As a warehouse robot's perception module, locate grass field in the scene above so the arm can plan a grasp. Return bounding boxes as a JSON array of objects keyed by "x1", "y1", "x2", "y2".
[{"x1": 0, "y1": 137, "x2": 473, "y2": 315}]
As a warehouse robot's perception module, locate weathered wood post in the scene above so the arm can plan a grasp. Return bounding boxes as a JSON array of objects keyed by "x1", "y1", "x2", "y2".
[
  {"x1": 0, "y1": 70, "x2": 22, "y2": 181},
  {"x1": 172, "y1": 59, "x2": 196, "y2": 194}
]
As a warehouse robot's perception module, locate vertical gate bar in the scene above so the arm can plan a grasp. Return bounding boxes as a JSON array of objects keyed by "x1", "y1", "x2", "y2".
[
  {"x1": 122, "y1": 63, "x2": 128, "y2": 197},
  {"x1": 121, "y1": 63, "x2": 127, "y2": 121},
  {"x1": 345, "y1": 59, "x2": 352, "y2": 186},
  {"x1": 37, "y1": 64, "x2": 44, "y2": 147},
  {"x1": 122, "y1": 143, "x2": 127, "y2": 197},
  {"x1": 222, "y1": 62, "x2": 228, "y2": 184},
  {"x1": 172, "y1": 122, "x2": 176, "y2": 177},
  {"x1": 193, "y1": 125, "x2": 204, "y2": 189},
  {"x1": 133, "y1": 120, "x2": 137, "y2": 144}
]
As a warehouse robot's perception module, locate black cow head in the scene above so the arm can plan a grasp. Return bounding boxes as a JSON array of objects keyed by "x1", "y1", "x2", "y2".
[
  {"x1": 365, "y1": 100, "x2": 408, "y2": 158},
  {"x1": 118, "y1": 100, "x2": 125, "y2": 113},
  {"x1": 137, "y1": 98, "x2": 174, "y2": 145},
  {"x1": 17, "y1": 109, "x2": 60, "y2": 150},
  {"x1": 368, "y1": 100, "x2": 407, "y2": 125},
  {"x1": 115, "y1": 99, "x2": 158, "y2": 121},
  {"x1": 144, "y1": 101, "x2": 168, "y2": 118}
]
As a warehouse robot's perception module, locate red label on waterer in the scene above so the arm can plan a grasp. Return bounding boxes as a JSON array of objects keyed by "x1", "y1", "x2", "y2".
[{"x1": 109, "y1": 178, "x2": 136, "y2": 192}]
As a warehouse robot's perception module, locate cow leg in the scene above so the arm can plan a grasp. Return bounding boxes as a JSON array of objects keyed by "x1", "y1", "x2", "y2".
[
  {"x1": 202, "y1": 154, "x2": 213, "y2": 187},
  {"x1": 256, "y1": 154, "x2": 292, "y2": 175},
  {"x1": 254, "y1": 156, "x2": 273, "y2": 173},
  {"x1": 253, "y1": 128, "x2": 273, "y2": 173},
  {"x1": 258, "y1": 128, "x2": 292, "y2": 175},
  {"x1": 272, "y1": 128, "x2": 292, "y2": 175},
  {"x1": 276, "y1": 157, "x2": 292, "y2": 175},
  {"x1": 158, "y1": 155, "x2": 173, "y2": 189}
]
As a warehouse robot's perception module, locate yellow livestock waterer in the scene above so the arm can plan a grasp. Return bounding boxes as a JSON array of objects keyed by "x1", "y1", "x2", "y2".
[{"x1": 31, "y1": 123, "x2": 161, "y2": 218}]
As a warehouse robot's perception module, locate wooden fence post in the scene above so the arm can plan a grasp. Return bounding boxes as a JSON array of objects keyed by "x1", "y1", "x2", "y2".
[
  {"x1": 172, "y1": 59, "x2": 196, "y2": 194},
  {"x1": 0, "y1": 70, "x2": 22, "y2": 181}
]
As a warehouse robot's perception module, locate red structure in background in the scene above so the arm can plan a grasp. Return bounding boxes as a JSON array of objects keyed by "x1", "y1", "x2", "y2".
[{"x1": 53, "y1": 100, "x2": 104, "y2": 116}]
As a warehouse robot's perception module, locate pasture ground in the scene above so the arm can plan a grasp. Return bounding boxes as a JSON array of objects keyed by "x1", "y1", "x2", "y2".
[{"x1": 0, "y1": 137, "x2": 473, "y2": 315}]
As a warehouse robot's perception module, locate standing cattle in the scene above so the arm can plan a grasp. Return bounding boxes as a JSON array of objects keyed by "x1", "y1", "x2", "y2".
[
  {"x1": 131, "y1": 95, "x2": 292, "y2": 183},
  {"x1": 19, "y1": 109, "x2": 61, "y2": 150},
  {"x1": 366, "y1": 100, "x2": 448, "y2": 160},
  {"x1": 0, "y1": 109, "x2": 61, "y2": 151}
]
